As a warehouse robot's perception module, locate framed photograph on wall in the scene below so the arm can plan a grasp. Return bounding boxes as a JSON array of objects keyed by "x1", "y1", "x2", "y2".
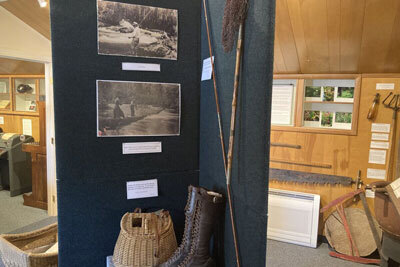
[
  {"x1": 97, "y1": 80, "x2": 181, "y2": 137},
  {"x1": 97, "y1": 0, "x2": 178, "y2": 60}
]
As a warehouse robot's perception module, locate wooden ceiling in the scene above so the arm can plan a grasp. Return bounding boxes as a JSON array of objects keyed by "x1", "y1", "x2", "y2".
[
  {"x1": 0, "y1": 0, "x2": 50, "y2": 40},
  {"x1": 0, "y1": 58, "x2": 44, "y2": 74},
  {"x1": 274, "y1": 0, "x2": 400, "y2": 74}
]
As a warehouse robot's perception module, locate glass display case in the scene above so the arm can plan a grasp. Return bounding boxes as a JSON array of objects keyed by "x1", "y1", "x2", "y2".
[
  {"x1": 302, "y1": 79, "x2": 355, "y2": 130},
  {"x1": 271, "y1": 75, "x2": 360, "y2": 135},
  {"x1": 14, "y1": 78, "x2": 37, "y2": 112},
  {"x1": 0, "y1": 78, "x2": 10, "y2": 110}
]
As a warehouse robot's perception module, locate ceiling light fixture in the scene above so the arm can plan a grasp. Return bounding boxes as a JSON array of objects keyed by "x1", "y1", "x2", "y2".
[{"x1": 37, "y1": 0, "x2": 47, "y2": 8}]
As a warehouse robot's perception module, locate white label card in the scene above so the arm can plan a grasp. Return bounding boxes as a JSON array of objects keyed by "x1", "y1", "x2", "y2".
[
  {"x1": 366, "y1": 189, "x2": 375, "y2": 198},
  {"x1": 371, "y1": 123, "x2": 391, "y2": 133},
  {"x1": 376, "y1": 83, "x2": 395, "y2": 90},
  {"x1": 370, "y1": 141, "x2": 390, "y2": 149},
  {"x1": 127, "y1": 179, "x2": 158, "y2": 200},
  {"x1": 201, "y1": 56, "x2": 214, "y2": 81},
  {"x1": 0, "y1": 117, "x2": 3, "y2": 124},
  {"x1": 122, "y1": 62, "x2": 161, "y2": 72},
  {"x1": 22, "y1": 119, "x2": 32, "y2": 136},
  {"x1": 371, "y1": 133, "x2": 389, "y2": 141},
  {"x1": 367, "y1": 168, "x2": 386, "y2": 180},
  {"x1": 369, "y1": 149, "x2": 387, "y2": 165},
  {"x1": 122, "y1": 142, "x2": 162, "y2": 155}
]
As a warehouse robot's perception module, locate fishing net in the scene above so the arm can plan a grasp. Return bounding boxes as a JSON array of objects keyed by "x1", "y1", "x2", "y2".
[{"x1": 222, "y1": 0, "x2": 248, "y2": 52}]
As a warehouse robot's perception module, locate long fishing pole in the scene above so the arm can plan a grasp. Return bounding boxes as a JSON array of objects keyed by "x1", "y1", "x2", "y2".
[
  {"x1": 225, "y1": 22, "x2": 244, "y2": 267},
  {"x1": 202, "y1": 0, "x2": 241, "y2": 266},
  {"x1": 202, "y1": 0, "x2": 227, "y2": 169}
]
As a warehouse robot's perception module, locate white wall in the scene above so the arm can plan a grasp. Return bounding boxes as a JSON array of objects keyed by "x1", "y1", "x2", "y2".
[{"x1": 0, "y1": 7, "x2": 51, "y2": 62}]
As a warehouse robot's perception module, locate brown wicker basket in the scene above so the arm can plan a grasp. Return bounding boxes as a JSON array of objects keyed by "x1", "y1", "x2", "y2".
[
  {"x1": 0, "y1": 223, "x2": 58, "y2": 267},
  {"x1": 113, "y1": 209, "x2": 177, "y2": 267}
]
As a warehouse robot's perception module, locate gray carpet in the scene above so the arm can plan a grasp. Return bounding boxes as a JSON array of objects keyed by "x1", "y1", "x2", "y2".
[
  {"x1": 266, "y1": 239, "x2": 372, "y2": 267},
  {"x1": 0, "y1": 190, "x2": 49, "y2": 234},
  {"x1": 0, "y1": 190, "x2": 377, "y2": 266}
]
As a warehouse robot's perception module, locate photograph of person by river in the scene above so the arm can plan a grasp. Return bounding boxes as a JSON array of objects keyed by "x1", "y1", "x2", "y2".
[
  {"x1": 97, "y1": 0, "x2": 178, "y2": 60},
  {"x1": 97, "y1": 80, "x2": 180, "y2": 137}
]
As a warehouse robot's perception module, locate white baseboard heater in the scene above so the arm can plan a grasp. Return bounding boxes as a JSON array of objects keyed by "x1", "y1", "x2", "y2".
[{"x1": 267, "y1": 188, "x2": 320, "y2": 248}]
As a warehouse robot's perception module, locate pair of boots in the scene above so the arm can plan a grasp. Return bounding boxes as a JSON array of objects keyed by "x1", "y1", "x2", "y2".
[{"x1": 161, "y1": 185, "x2": 224, "y2": 267}]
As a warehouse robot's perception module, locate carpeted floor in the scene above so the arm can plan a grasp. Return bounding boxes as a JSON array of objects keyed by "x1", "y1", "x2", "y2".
[
  {"x1": 0, "y1": 190, "x2": 49, "y2": 234},
  {"x1": 0, "y1": 191, "x2": 377, "y2": 267},
  {"x1": 266, "y1": 239, "x2": 371, "y2": 267}
]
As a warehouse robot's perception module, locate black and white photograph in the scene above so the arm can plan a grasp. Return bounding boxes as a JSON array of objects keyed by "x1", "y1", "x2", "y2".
[
  {"x1": 97, "y1": 80, "x2": 180, "y2": 137},
  {"x1": 97, "y1": 0, "x2": 178, "y2": 60}
]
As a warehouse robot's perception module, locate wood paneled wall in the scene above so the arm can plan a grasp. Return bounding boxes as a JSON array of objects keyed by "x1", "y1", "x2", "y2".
[
  {"x1": 0, "y1": 113, "x2": 40, "y2": 142},
  {"x1": 274, "y1": 0, "x2": 400, "y2": 74},
  {"x1": 270, "y1": 75, "x2": 400, "y2": 230}
]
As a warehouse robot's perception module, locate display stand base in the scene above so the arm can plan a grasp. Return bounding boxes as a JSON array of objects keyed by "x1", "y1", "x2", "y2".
[
  {"x1": 23, "y1": 193, "x2": 47, "y2": 210},
  {"x1": 106, "y1": 256, "x2": 115, "y2": 267}
]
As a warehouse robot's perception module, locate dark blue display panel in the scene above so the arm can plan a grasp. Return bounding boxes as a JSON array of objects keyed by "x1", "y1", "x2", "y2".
[
  {"x1": 199, "y1": 0, "x2": 275, "y2": 266},
  {"x1": 51, "y1": 0, "x2": 201, "y2": 265}
]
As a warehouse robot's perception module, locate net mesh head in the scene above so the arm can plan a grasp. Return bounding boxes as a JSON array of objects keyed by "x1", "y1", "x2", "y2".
[{"x1": 222, "y1": 0, "x2": 248, "y2": 52}]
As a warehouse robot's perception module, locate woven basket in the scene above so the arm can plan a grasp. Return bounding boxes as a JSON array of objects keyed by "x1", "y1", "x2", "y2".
[
  {"x1": 113, "y1": 209, "x2": 177, "y2": 267},
  {"x1": 0, "y1": 223, "x2": 58, "y2": 267}
]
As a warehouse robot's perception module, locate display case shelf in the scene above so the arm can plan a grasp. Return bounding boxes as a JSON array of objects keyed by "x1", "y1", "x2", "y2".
[{"x1": 271, "y1": 74, "x2": 361, "y2": 135}]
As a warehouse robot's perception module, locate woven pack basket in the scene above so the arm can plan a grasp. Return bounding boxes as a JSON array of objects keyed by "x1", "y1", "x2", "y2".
[
  {"x1": 113, "y1": 209, "x2": 177, "y2": 267},
  {"x1": 0, "y1": 223, "x2": 58, "y2": 267}
]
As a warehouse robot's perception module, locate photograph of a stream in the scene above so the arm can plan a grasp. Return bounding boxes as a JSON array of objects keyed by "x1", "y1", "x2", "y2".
[
  {"x1": 97, "y1": 80, "x2": 180, "y2": 137},
  {"x1": 97, "y1": 0, "x2": 178, "y2": 60}
]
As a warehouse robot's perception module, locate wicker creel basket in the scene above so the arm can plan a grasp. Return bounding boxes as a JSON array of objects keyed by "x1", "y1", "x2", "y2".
[
  {"x1": 113, "y1": 209, "x2": 177, "y2": 267},
  {"x1": 0, "y1": 223, "x2": 58, "y2": 267}
]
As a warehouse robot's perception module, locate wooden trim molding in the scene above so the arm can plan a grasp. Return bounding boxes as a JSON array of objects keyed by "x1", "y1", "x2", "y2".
[
  {"x1": 362, "y1": 73, "x2": 400, "y2": 78},
  {"x1": 274, "y1": 74, "x2": 360, "y2": 80}
]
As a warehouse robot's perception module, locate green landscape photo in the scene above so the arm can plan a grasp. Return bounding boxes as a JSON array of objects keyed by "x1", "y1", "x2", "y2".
[
  {"x1": 335, "y1": 112, "x2": 352, "y2": 123},
  {"x1": 304, "y1": 110, "x2": 320, "y2": 121},
  {"x1": 305, "y1": 86, "x2": 321, "y2": 98},
  {"x1": 321, "y1": 112, "x2": 333, "y2": 127},
  {"x1": 323, "y1": 86, "x2": 334, "y2": 102},
  {"x1": 337, "y1": 87, "x2": 354, "y2": 99}
]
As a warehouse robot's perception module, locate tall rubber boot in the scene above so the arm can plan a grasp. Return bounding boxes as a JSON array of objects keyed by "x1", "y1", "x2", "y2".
[{"x1": 160, "y1": 185, "x2": 224, "y2": 267}]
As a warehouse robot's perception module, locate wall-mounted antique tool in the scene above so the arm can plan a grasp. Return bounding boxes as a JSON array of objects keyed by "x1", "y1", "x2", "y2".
[
  {"x1": 367, "y1": 93, "x2": 380, "y2": 120},
  {"x1": 383, "y1": 92, "x2": 400, "y2": 181}
]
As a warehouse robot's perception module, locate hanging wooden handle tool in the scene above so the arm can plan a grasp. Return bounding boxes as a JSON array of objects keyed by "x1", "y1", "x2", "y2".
[{"x1": 367, "y1": 93, "x2": 380, "y2": 120}]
